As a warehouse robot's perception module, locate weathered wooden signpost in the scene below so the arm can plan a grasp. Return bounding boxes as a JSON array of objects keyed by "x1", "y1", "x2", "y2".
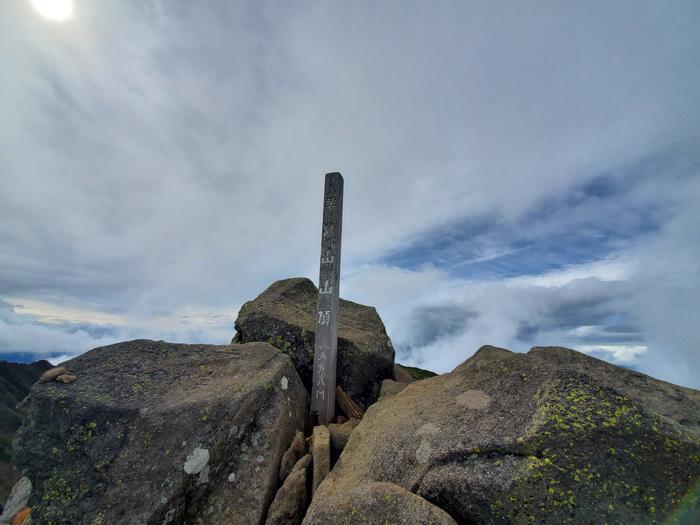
[{"x1": 309, "y1": 172, "x2": 344, "y2": 426}]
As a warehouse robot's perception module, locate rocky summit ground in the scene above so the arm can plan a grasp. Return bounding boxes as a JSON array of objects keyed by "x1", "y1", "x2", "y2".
[
  {"x1": 306, "y1": 345, "x2": 700, "y2": 525},
  {"x1": 4, "y1": 278, "x2": 700, "y2": 524},
  {"x1": 12, "y1": 340, "x2": 307, "y2": 524},
  {"x1": 234, "y1": 277, "x2": 395, "y2": 408}
]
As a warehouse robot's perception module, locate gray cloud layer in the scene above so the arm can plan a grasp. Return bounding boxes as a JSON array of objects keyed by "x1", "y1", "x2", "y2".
[{"x1": 1, "y1": 1, "x2": 699, "y2": 386}]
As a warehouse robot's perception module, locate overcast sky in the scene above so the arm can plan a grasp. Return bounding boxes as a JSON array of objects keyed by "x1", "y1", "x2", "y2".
[{"x1": 1, "y1": 1, "x2": 698, "y2": 388}]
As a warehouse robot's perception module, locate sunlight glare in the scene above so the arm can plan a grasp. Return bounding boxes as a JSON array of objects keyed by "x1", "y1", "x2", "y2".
[{"x1": 30, "y1": 0, "x2": 74, "y2": 22}]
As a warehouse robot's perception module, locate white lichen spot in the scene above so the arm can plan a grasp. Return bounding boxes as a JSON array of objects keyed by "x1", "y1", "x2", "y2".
[
  {"x1": 160, "y1": 496, "x2": 168, "y2": 505},
  {"x1": 183, "y1": 447, "x2": 210, "y2": 476},
  {"x1": 241, "y1": 444, "x2": 248, "y2": 452},
  {"x1": 229, "y1": 425, "x2": 238, "y2": 438},
  {"x1": 198, "y1": 464, "x2": 210, "y2": 484},
  {"x1": 181, "y1": 440, "x2": 187, "y2": 447},
  {"x1": 228, "y1": 472, "x2": 236, "y2": 483},
  {"x1": 416, "y1": 440, "x2": 433, "y2": 464},
  {"x1": 416, "y1": 423, "x2": 440, "y2": 436},
  {"x1": 455, "y1": 389, "x2": 492, "y2": 410},
  {"x1": 280, "y1": 376, "x2": 289, "y2": 390},
  {"x1": 251, "y1": 431, "x2": 261, "y2": 447},
  {"x1": 255, "y1": 455, "x2": 264, "y2": 463}
]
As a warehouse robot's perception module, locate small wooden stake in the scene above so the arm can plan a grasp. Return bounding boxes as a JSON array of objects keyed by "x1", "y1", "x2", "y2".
[{"x1": 336, "y1": 386, "x2": 364, "y2": 420}]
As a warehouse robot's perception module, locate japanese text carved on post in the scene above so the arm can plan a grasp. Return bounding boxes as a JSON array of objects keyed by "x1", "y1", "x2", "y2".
[{"x1": 310, "y1": 172, "x2": 343, "y2": 426}]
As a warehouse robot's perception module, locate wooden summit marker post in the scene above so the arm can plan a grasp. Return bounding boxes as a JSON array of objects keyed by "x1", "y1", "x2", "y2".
[{"x1": 309, "y1": 172, "x2": 343, "y2": 427}]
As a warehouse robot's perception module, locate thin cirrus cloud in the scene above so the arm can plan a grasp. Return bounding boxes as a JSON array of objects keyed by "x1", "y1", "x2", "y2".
[{"x1": 0, "y1": 1, "x2": 699, "y2": 387}]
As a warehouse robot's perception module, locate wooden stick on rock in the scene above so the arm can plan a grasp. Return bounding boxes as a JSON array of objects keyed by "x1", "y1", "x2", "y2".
[{"x1": 335, "y1": 386, "x2": 364, "y2": 420}]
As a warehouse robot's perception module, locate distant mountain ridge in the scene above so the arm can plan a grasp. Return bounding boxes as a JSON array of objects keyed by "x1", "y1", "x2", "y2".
[{"x1": 0, "y1": 359, "x2": 52, "y2": 503}]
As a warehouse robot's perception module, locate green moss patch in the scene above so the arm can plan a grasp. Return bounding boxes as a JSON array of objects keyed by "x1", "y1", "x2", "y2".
[
  {"x1": 493, "y1": 375, "x2": 700, "y2": 524},
  {"x1": 401, "y1": 365, "x2": 438, "y2": 381}
]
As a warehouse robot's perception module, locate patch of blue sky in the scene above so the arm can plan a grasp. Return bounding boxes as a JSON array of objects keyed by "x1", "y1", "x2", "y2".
[{"x1": 381, "y1": 171, "x2": 666, "y2": 280}]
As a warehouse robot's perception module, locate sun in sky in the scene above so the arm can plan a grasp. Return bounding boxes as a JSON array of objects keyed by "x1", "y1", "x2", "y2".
[{"x1": 30, "y1": 0, "x2": 74, "y2": 22}]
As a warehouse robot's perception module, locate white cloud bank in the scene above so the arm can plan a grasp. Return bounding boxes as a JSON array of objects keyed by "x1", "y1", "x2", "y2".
[{"x1": 1, "y1": 1, "x2": 699, "y2": 387}]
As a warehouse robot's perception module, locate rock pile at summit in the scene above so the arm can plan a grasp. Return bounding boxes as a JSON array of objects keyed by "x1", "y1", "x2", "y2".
[
  {"x1": 234, "y1": 277, "x2": 395, "y2": 408},
  {"x1": 4, "y1": 277, "x2": 700, "y2": 524},
  {"x1": 305, "y1": 345, "x2": 700, "y2": 524}
]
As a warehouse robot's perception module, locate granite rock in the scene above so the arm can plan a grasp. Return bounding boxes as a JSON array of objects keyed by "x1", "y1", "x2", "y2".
[
  {"x1": 234, "y1": 278, "x2": 394, "y2": 408},
  {"x1": 14, "y1": 340, "x2": 308, "y2": 525}
]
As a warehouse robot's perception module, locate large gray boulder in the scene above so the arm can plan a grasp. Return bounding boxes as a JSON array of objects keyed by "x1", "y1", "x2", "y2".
[
  {"x1": 303, "y1": 482, "x2": 457, "y2": 525},
  {"x1": 306, "y1": 345, "x2": 700, "y2": 524},
  {"x1": 529, "y1": 346, "x2": 700, "y2": 435},
  {"x1": 234, "y1": 278, "x2": 394, "y2": 408},
  {"x1": 13, "y1": 340, "x2": 308, "y2": 525},
  {"x1": 378, "y1": 379, "x2": 408, "y2": 401}
]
